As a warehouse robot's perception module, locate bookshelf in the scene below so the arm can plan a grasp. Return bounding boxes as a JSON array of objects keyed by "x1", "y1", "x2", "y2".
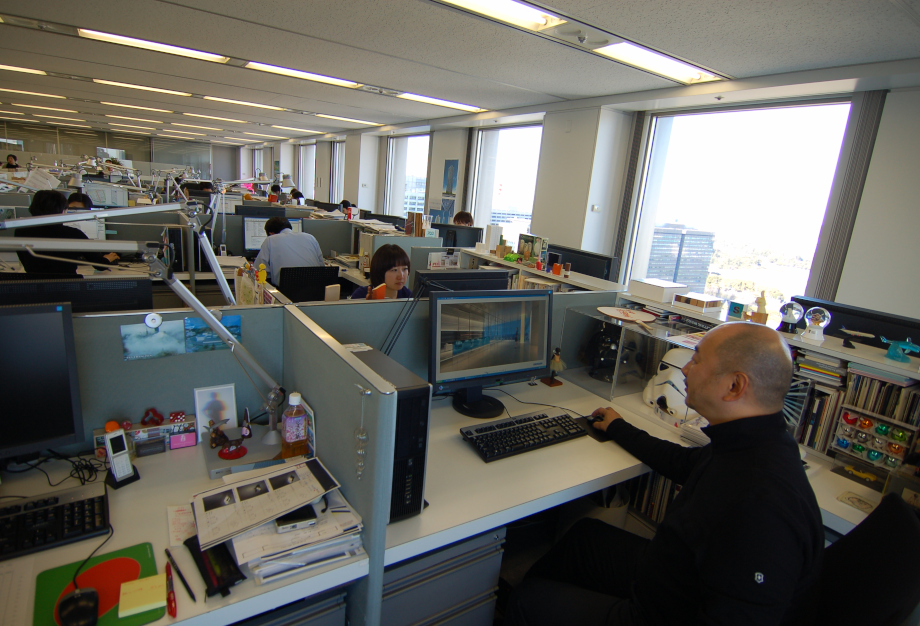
[{"x1": 459, "y1": 249, "x2": 625, "y2": 292}]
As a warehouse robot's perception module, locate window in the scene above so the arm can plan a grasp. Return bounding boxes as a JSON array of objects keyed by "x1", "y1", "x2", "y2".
[
  {"x1": 330, "y1": 141, "x2": 345, "y2": 203},
  {"x1": 470, "y1": 125, "x2": 543, "y2": 245},
  {"x1": 627, "y1": 104, "x2": 851, "y2": 322},
  {"x1": 384, "y1": 134, "x2": 430, "y2": 217},
  {"x1": 296, "y1": 144, "x2": 316, "y2": 200},
  {"x1": 251, "y1": 148, "x2": 263, "y2": 178}
]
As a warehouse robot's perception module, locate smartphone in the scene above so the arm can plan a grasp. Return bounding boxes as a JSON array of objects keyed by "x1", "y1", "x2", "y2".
[
  {"x1": 104, "y1": 429, "x2": 133, "y2": 481},
  {"x1": 274, "y1": 504, "x2": 317, "y2": 533}
]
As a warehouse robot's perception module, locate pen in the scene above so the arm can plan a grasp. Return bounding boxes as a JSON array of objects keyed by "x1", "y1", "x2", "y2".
[
  {"x1": 165, "y1": 548, "x2": 197, "y2": 603},
  {"x1": 165, "y1": 562, "x2": 177, "y2": 618}
]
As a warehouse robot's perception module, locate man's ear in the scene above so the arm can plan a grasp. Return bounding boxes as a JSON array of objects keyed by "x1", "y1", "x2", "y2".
[{"x1": 722, "y1": 371, "x2": 750, "y2": 403}]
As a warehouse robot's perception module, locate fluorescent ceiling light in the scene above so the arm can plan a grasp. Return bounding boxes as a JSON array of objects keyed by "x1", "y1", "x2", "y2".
[
  {"x1": 212, "y1": 140, "x2": 243, "y2": 145},
  {"x1": 106, "y1": 114, "x2": 163, "y2": 123},
  {"x1": 49, "y1": 122, "x2": 92, "y2": 128},
  {"x1": 113, "y1": 136, "x2": 142, "y2": 140},
  {"x1": 243, "y1": 132, "x2": 286, "y2": 139},
  {"x1": 65, "y1": 132, "x2": 98, "y2": 136},
  {"x1": 203, "y1": 96, "x2": 284, "y2": 111},
  {"x1": 165, "y1": 129, "x2": 206, "y2": 136},
  {"x1": 157, "y1": 133, "x2": 198, "y2": 139},
  {"x1": 13, "y1": 104, "x2": 78, "y2": 112},
  {"x1": 0, "y1": 110, "x2": 24, "y2": 115},
  {"x1": 78, "y1": 29, "x2": 230, "y2": 63},
  {"x1": 101, "y1": 102, "x2": 173, "y2": 113},
  {"x1": 0, "y1": 88, "x2": 65, "y2": 99},
  {"x1": 438, "y1": 0, "x2": 566, "y2": 31},
  {"x1": 113, "y1": 130, "x2": 151, "y2": 134},
  {"x1": 244, "y1": 61, "x2": 360, "y2": 88},
  {"x1": 183, "y1": 113, "x2": 246, "y2": 123},
  {"x1": 0, "y1": 64, "x2": 46, "y2": 75},
  {"x1": 594, "y1": 42, "x2": 719, "y2": 84},
  {"x1": 93, "y1": 79, "x2": 192, "y2": 97},
  {"x1": 171, "y1": 122, "x2": 221, "y2": 131},
  {"x1": 225, "y1": 136, "x2": 260, "y2": 142},
  {"x1": 0, "y1": 116, "x2": 26, "y2": 121},
  {"x1": 397, "y1": 93, "x2": 487, "y2": 112},
  {"x1": 109, "y1": 123, "x2": 156, "y2": 130},
  {"x1": 315, "y1": 114, "x2": 382, "y2": 126},
  {"x1": 271, "y1": 125, "x2": 322, "y2": 134},
  {"x1": 34, "y1": 115, "x2": 86, "y2": 122}
]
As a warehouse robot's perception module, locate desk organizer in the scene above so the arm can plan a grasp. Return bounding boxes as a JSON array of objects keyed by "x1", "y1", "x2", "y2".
[{"x1": 830, "y1": 405, "x2": 917, "y2": 471}]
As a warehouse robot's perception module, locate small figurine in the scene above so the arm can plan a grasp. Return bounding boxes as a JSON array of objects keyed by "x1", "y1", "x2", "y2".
[
  {"x1": 755, "y1": 291, "x2": 767, "y2": 314},
  {"x1": 839, "y1": 326, "x2": 875, "y2": 349},
  {"x1": 204, "y1": 419, "x2": 230, "y2": 449},
  {"x1": 141, "y1": 407, "x2": 164, "y2": 427},
  {"x1": 541, "y1": 347, "x2": 565, "y2": 387},
  {"x1": 218, "y1": 411, "x2": 252, "y2": 460},
  {"x1": 256, "y1": 263, "x2": 267, "y2": 284},
  {"x1": 880, "y1": 336, "x2": 920, "y2": 363}
]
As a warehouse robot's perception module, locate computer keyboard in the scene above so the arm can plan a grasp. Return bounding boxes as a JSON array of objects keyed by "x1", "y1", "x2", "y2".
[
  {"x1": 0, "y1": 482, "x2": 109, "y2": 562},
  {"x1": 460, "y1": 410, "x2": 587, "y2": 462}
]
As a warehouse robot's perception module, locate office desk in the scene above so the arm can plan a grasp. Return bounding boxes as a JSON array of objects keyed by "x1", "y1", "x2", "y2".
[{"x1": 0, "y1": 446, "x2": 368, "y2": 626}]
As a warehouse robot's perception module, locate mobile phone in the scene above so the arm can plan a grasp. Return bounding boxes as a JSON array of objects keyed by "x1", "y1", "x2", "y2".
[
  {"x1": 274, "y1": 504, "x2": 317, "y2": 533},
  {"x1": 104, "y1": 429, "x2": 133, "y2": 481}
]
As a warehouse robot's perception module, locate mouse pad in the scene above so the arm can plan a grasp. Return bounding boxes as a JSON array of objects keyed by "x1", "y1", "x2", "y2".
[{"x1": 34, "y1": 542, "x2": 163, "y2": 626}]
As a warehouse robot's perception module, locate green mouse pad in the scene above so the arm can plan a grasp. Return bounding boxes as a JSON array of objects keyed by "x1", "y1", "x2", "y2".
[{"x1": 34, "y1": 542, "x2": 164, "y2": 626}]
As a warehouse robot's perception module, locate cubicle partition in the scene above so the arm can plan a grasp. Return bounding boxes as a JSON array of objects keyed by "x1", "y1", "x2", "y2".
[{"x1": 211, "y1": 216, "x2": 354, "y2": 259}]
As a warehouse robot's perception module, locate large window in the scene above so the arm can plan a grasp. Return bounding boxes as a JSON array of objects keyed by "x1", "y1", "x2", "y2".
[
  {"x1": 471, "y1": 125, "x2": 542, "y2": 245},
  {"x1": 331, "y1": 141, "x2": 345, "y2": 203},
  {"x1": 384, "y1": 134, "x2": 430, "y2": 217},
  {"x1": 628, "y1": 103, "x2": 850, "y2": 321},
  {"x1": 296, "y1": 144, "x2": 316, "y2": 200}
]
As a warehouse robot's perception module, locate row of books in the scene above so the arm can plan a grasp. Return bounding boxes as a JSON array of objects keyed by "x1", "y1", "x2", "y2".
[
  {"x1": 844, "y1": 366, "x2": 919, "y2": 422},
  {"x1": 794, "y1": 350, "x2": 846, "y2": 387},
  {"x1": 628, "y1": 471, "x2": 681, "y2": 525},
  {"x1": 794, "y1": 384, "x2": 846, "y2": 454}
]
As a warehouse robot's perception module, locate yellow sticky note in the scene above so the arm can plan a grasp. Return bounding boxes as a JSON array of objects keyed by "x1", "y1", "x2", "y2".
[{"x1": 118, "y1": 573, "x2": 166, "y2": 618}]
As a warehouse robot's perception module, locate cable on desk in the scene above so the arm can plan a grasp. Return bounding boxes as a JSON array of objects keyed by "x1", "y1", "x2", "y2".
[
  {"x1": 48, "y1": 450, "x2": 108, "y2": 485},
  {"x1": 484, "y1": 388, "x2": 587, "y2": 419},
  {"x1": 72, "y1": 495, "x2": 114, "y2": 590}
]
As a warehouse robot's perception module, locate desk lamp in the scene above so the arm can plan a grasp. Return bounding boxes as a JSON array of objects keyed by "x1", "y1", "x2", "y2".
[{"x1": 0, "y1": 205, "x2": 285, "y2": 444}]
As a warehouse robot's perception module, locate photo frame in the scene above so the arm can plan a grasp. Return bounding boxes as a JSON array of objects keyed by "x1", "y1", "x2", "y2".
[{"x1": 194, "y1": 384, "x2": 238, "y2": 440}]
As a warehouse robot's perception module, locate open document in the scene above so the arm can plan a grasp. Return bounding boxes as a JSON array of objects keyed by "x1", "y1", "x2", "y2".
[{"x1": 192, "y1": 458, "x2": 339, "y2": 550}]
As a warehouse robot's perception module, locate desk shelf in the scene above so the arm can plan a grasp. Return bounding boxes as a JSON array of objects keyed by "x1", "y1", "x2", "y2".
[{"x1": 460, "y1": 250, "x2": 625, "y2": 292}]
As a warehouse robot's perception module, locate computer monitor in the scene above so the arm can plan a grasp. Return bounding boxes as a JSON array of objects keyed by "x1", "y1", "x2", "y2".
[
  {"x1": 430, "y1": 223, "x2": 483, "y2": 248},
  {"x1": 0, "y1": 303, "x2": 84, "y2": 467},
  {"x1": 243, "y1": 217, "x2": 303, "y2": 252},
  {"x1": 366, "y1": 213, "x2": 406, "y2": 229},
  {"x1": 546, "y1": 244, "x2": 617, "y2": 281},
  {"x1": 236, "y1": 205, "x2": 285, "y2": 218},
  {"x1": 0, "y1": 277, "x2": 154, "y2": 313},
  {"x1": 414, "y1": 269, "x2": 510, "y2": 294},
  {"x1": 313, "y1": 201, "x2": 341, "y2": 212},
  {"x1": 428, "y1": 289, "x2": 553, "y2": 418}
]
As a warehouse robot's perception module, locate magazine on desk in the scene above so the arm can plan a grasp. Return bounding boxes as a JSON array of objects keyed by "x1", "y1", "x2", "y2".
[{"x1": 192, "y1": 457, "x2": 339, "y2": 550}]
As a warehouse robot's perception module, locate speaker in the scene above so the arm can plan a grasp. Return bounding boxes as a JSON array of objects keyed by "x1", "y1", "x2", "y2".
[{"x1": 353, "y1": 350, "x2": 431, "y2": 523}]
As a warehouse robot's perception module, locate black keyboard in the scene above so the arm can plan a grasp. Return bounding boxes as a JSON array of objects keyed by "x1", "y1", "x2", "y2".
[
  {"x1": 0, "y1": 483, "x2": 109, "y2": 562},
  {"x1": 460, "y1": 410, "x2": 587, "y2": 462}
]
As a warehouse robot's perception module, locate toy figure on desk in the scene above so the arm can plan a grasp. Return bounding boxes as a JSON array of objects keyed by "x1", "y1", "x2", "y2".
[
  {"x1": 541, "y1": 348, "x2": 565, "y2": 387},
  {"x1": 256, "y1": 263, "x2": 267, "y2": 285},
  {"x1": 838, "y1": 326, "x2": 875, "y2": 349},
  {"x1": 218, "y1": 411, "x2": 252, "y2": 460},
  {"x1": 880, "y1": 336, "x2": 920, "y2": 363},
  {"x1": 204, "y1": 419, "x2": 230, "y2": 449}
]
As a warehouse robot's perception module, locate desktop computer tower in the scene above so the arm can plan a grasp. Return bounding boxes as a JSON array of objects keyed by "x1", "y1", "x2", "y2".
[{"x1": 353, "y1": 349, "x2": 431, "y2": 523}]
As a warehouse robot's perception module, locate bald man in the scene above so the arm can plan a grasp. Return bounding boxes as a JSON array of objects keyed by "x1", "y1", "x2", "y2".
[{"x1": 507, "y1": 323, "x2": 823, "y2": 626}]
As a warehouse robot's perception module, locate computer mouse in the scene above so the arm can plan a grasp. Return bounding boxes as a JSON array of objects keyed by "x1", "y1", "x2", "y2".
[
  {"x1": 57, "y1": 587, "x2": 99, "y2": 626},
  {"x1": 585, "y1": 414, "x2": 604, "y2": 424}
]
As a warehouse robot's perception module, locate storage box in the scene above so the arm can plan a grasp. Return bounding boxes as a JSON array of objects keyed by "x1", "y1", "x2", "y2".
[
  {"x1": 627, "y1": 278, "x2": 688, "y2": 303},
  {"x1": 672, "y1": 292, "x2": 723, "y2": 313}
]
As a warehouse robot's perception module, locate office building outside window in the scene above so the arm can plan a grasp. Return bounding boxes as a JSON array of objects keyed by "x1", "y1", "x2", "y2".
[
  {"x1": 628, "y1": 103, "x2": 850, "y2": 321},
  {"x1": 470, "y1": 125, "x2": 542, "y2": 245},
  {"x1": 384, "y1": 134, "x2": 430, "y2": 217},
  {"x1": 331, "y1": 141, "x2": 345, "y2": 203}
]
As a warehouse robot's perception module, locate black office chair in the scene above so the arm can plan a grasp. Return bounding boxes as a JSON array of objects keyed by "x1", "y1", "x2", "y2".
[
  {"x1": 278, "y1": 266, "x2": 340, "y2": 303},
  {"x1": 806, "y1": 493, "x2": 920, "y2": 626}
]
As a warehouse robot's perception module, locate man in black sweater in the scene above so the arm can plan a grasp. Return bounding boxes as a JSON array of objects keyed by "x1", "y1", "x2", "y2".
[{"x1": 507, "y1": 322, "x2": 824, "y2": 626}]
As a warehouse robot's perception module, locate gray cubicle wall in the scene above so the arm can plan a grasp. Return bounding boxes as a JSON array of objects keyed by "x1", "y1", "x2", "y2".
[
  {"x1": 211, "y1": 216, "x2": 353, "y2": 258},
  {"x1": 104, "y1": 210, "x2": 182, "y2": 243},
  {"x1": 282, "y1": 306, "x2": 397, "y2": 626}
]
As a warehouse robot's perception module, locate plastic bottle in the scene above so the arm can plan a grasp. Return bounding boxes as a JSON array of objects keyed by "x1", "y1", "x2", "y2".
[{"x1": 280, "y1": 392, "x2": 308, "y2": 458}]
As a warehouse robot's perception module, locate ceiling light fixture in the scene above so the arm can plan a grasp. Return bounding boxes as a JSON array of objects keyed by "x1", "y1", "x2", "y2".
[
  {"x1": 113, "y1": 136, "x2": 142, "y2": 140},
  {"x1": 78, "y1": 29, "x2": 230, "y2": 63},
  {"x1": 203, "y1": 96, "x2": 285, "y2": 111},
  {"x1": 171, "y1": 122, "x2": 222, "y2": 131},
  {"x1": 244, "y1": 61, "x2": 361, "y2": 89},
  {"x1": 105, "y1": 114, "x2": 163, "y2": 123},
  {"x1": 93, "y1": 79, "x2": 192, "y2": 97},
  {"x1": 108, "y1": 123, "x2": 156, "y2": 130},
  {"x1": 0, "y1": 64, "x2": 47, "y2": 75},
  {"x1": 0, "y1": 88, "x2": 65, "y2": 99},
  {"x1": 437, "y1": 0, "x2": 566, "y2": 31},
  {"x1": 48, "y1": 122, "x2": 92, "y2": 128},
  {"x1": 12, "y1": 104, "x2": 78, "y2": 112},
  {"x1": 243, "y1": 132, "x2": 286, "y2": 139},
  {"x1": 165, "y1": 129, "x2": 206, "y2": 136},
  {"x1": 594, "y1": 42, "x2": 719, "y2": 84},
  {"x1": 157, "y1": 133, "x2": 198, "y2": 139},
  {"x1": 183, "y1": 113, "x2": 247, "y2": 123},
  {"x1": 270, "y1": 125, "x2": 322, "y2": 134},
  {"x1": 33, "y1": 115, "x2": 87, "y2": 122},
  {"x1": 225, "y1": 136, "x2": 260, "y2": 142},
  {"x1": 101, "y1": 102, "x2": 173, "y2": 113},
  {"x1": 397, "y1": 93, "x2": 487, "y2": 112},
  {"x1": 0, "y1": 110, "x2": 24, "y2": 115},
  {"x1": 315, "y1": 114, "x2": 382, "y2": 126},
  {"x1": 0, "y1": 116, "x2": 26, "y2": 122},
  {"x1": 113, "y1": 130, "x2": 151, "y2": 134},
  {"x1": 212, "y1": 140, "x2": 243, "y2": 145}
]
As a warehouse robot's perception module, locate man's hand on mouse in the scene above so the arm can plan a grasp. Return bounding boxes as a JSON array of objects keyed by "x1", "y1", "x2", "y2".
[{"x1": 591, "y1": 407, "x2": 622, "y2": 431}]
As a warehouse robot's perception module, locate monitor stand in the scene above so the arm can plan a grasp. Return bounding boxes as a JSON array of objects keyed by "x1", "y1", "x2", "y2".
[{"x1": 452, "y1": 387, "x2": 504, "y2": 419}]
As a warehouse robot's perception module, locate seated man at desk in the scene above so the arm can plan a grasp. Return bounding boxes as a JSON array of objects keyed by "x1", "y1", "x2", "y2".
[
  {"x1": 254, "y1": 216, "x2": 324, "y2": 286},
  {"x1": 508, "y1": 322, "x2": 824, "y2": 626}
]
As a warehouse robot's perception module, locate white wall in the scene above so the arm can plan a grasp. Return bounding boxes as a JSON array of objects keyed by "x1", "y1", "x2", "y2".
[
  {"x1": 836, "y1": 88, "x2": 920, "y2": 318},
  {"x1": 344, "y1": 134, "x2": 379, "y2": 210},
  {"x1": 314, "y1": 141, "x2": 332, "y2": 203},
  {"x1": 426, "y1": 129, "x2": 468, "y2": 216},
  {"x1": 278, "y1": 142, "x2": 294, "y2": 184},
  {"x1": 581, "y1": 108, "x2": 633, "y2": 255}
]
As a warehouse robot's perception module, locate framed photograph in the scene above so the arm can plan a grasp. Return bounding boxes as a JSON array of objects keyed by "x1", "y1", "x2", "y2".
[{"x1": 194, "y1": 384, "x2": 238, "y2": 440}]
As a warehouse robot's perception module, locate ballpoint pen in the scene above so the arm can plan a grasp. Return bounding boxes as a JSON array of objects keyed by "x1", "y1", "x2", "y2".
[
  {"x1": 165, "y1": 548, "x2": 197, "y2": 603},
  {"x1": 166, "y1": 562, "x2": 177, "y2": 618}
]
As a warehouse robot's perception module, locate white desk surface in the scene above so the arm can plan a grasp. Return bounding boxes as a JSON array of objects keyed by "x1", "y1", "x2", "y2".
[{"x1": 0, "y1": 446, "x2": 367, "y2": 626}]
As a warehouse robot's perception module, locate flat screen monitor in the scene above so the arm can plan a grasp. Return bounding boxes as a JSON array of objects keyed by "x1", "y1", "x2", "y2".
[
  {"x1": 366, "y1": 213, "x2": 406, "y2": 229},
  {"x1": 429, "y1": 289, "x2": 553, "y2": 418},
  {"x1": 243, "y1": 217, "x2": 302, "y2": 252},
  {"x1": 0, "y1": 277, "x2": 154, "y2": 313},
  {"x1": 546, "y1": 243, "x2": 616, "y2": 281},
  {"x1": 430, "y1": 223, "x2": 483, "y2": 248},
  {"x1": 0, "y1": 303, "x2": 84, "y2": 466},
  {"x1": 236, "y1": 205, "x2": 285, "y2": 218},
  {"x1": 313, "y1": 201, "x2": 341, "y2": 212},
  {"x1": 414, "y1": 269, "x2": 510, "y2": 294}
]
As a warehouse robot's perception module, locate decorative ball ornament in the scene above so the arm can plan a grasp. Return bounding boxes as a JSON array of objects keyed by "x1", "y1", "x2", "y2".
[
  {"x1": 800, "y1": 307, "x2": 831, "y2": 344},
  {"x1": 836, "y1": 437, "x2": 850, "y2": 449},
  {"x1": 776, "y1": 302, "x2": 805, "y2": 333},
  {"x1": 842, "y1": 412, "x2": 858, "y2": 425},
  {"x1": 858, "y1": 417, "x2": 873, "y2": 430},
  {"x1": 867, "y1": 450, "x2": 883, "y2": 462},
  {"x1": 887, "y1": 442, "x2": 904, "y2": 455},
  {"x1": 852, "y1": 443, "x2": 866, "y2": 454},
  {"x1": 856, "y1": 432, "x2": 869, "y2": 443},
  {"x1": 840, "y1": 426, "x2": 854, "y2": 437},
  {"x1": 891, "y1": 428, "x2": 908, "y2": 442},
  {"x1": 872, "y1": 436, "x2": 886, "y2": 448},
  {"x1": 875, "y1": 423, "x2": 890, "y2": 436},
  {"x1": 884, "y1": 456, "x2": 899, "y2": 468}
]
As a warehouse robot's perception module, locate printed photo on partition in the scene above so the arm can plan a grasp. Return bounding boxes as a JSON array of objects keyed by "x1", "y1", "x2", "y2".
[
  {"x1": 121, "y1": 319, "x2": 186, "y2": 361},
  {"x1": 185, "y1": 314, "x2": 242, "y2": 353},
  {"x1": 442, "y1": 159, "x2": 459, "y2": 196}
]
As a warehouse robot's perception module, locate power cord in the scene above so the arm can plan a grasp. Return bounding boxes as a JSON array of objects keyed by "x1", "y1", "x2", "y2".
[{"x1": 484, "y1": 388, "x2": 587, "y2": 419}]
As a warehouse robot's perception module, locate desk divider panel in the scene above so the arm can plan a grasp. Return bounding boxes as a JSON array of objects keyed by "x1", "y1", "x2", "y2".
[
  {"x1": 551, "y1": 291, "x2": 621, "y2": 351},
  {"x1": 408, "y1": 246, "x2": 450, "y2": 292},
  {"x1": 300, "y1": 219, "x2": 355, "y2": 257},
  {"x1": 282, "y1": 305, "x2": 397, "y2": 626}
]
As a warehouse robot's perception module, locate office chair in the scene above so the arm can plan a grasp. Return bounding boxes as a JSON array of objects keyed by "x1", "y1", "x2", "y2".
[
  {"x1": 807, "y1": 493, "x2": 920, "y2": 626},
  {"x1": 278, "y1": 266, "x2": 340, "y2": 303}
]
